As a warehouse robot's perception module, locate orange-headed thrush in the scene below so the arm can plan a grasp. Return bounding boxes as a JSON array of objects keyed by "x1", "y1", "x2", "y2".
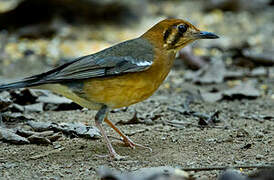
[{"x1": 0, "y1": 19, "x2": 219, "y2": 159}]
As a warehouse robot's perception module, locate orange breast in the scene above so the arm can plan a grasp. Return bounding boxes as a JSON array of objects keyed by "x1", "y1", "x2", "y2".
[{"x1": 83, "y1": 51, "x2": 175, "y2": 109}]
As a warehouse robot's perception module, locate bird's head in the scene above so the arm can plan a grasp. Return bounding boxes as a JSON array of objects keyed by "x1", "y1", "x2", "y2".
[{"x1": 142, "y1": 19, "x2": 219, "y2": 52}]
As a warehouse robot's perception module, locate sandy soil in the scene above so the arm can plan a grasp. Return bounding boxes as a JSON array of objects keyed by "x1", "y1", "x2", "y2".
[{"x1": 1, "y1": 68, "x2": 273, "y2": 179}]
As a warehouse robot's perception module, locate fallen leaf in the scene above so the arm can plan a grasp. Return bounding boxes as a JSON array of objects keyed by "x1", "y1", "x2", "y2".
[
  {"x1": 201, "y1": 92, "x2": 223, "y2": 102},
  {"x1": 97, "y1": 166, "x2": 190, "y2": 180},
  {"x1": 184, "y1": 59, "x2": 226, "y2": 84},
  {"x1": 223, "y1": 81, "x2": 260, "y2": 99},
  {"x1": 0, "y1": 127, "x2": 30, "y2": 144}
]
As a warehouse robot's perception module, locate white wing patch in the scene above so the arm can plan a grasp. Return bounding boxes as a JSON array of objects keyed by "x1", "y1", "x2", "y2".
[{"x1": 136, "y1": 61, "x2": 153, "y2": 66}]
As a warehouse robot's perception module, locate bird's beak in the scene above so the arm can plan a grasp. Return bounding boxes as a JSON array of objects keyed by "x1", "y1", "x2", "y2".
[{"x1": 195, "y1": 31, "x2": 219, "y2": 39}]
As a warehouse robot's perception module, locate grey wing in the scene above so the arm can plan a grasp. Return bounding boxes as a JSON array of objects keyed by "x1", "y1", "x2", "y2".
[
  {"x1": 21, "y1": 38, "x2": 154, "y2": 85},
  {"x1": 1, "y1": 38, "x2": 154, "y2": 88},
  {"x1": 41, "y1": 55, "x2": 153, "y2": 82}
]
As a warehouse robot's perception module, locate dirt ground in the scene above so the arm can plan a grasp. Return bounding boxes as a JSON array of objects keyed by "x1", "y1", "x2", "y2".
[
  {"x1": 1, "y1": 69, "x2": 273, "y2": 179},
  {"x1": 0, "y1": 1, "x2": 274, "y2": 180}
]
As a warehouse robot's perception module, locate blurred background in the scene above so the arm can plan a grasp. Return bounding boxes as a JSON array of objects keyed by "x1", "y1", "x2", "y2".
[{"x1": 0, "y1": 0, "x2": 273, "y2": 79}]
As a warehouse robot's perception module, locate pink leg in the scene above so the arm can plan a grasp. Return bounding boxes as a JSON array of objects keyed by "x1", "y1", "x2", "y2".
[
  {"x1": 104, "y1": 117, "x2": 152, "y2": 152},
  {"x1": 95, "y1": 121, "x2": 126, "y2": 160}
]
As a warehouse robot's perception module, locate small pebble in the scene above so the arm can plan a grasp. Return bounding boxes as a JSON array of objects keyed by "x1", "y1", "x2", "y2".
[
  {"x1": 255, "y1": 131, "x2": 264, "y2": 138},
  {"x1": 256, "y1": 154, "x2": 264, "y2": 159},
  {"x1": 53, "y1": 143, "x2": 62, "y2": 149}
]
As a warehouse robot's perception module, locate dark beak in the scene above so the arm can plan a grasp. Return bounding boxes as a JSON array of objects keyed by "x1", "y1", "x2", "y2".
[{"x1": 196, "y1": 31, "x2": 219, "y2": 39}]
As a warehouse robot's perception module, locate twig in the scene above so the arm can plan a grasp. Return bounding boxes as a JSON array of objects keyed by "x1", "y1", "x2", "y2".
[
  {"x1": 116, "y1": 111, "x2": 142, "y2": 125},
  {"x1": 29, "y1": 147, "x2": 64, "y2": 160},
  {"x1": 179, "y1": 46, "x2": 207, "y2": 70},
  {"x1": 0, "y1": 114, "x2": 3, "y2": 127},
  {"x1": 168, "y1": 107, "x2": 189, "y2": 115},
  {"x1": 168, "y1": 104, "x2": 221, "y2": 127},
  {"x1": 125, "y1": 128, "x2": 149, "y2": 136},
  {"x1": 181, "y1": 164, "x2": 273, "y2": 171},
  {"x1": 166, "y1": 120, "x2": 226, "y2": 129}
]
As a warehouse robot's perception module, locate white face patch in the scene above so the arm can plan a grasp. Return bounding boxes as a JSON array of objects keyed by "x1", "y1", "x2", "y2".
[
  {"x1": 166, "y1": 31, "x2": 177, "y2": 45},
  {"x1": 136, "y1": 61, "x2": 152, "y2": 66}
]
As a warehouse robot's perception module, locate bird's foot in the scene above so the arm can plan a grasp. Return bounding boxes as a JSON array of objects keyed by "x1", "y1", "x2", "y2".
[{"x1": 122, "y1": 136, "x2": 152, "y2": 152}]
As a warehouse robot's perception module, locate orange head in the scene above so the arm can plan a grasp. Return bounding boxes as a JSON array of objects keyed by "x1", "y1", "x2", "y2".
[{"x1": 142, "y1": 19, "x2": 219, "y2": 52}]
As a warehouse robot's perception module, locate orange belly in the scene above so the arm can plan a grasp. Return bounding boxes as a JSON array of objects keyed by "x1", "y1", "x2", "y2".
[
  {"x1": 82, "y1": 49, "x2": 175, "y2": 109},
  {"x1": 83, "y1": 58, "x2": 174, "y2": 108},
  {"x1": 83, "y1": 71, "x2": 160, "y2": 108}
]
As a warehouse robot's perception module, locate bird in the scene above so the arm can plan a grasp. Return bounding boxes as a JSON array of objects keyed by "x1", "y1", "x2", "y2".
[{"x1": 0, "y1": 19, "x2": 219, "y2": 159}]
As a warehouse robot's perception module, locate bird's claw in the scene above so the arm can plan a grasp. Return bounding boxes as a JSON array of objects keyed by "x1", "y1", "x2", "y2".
[{"x1": 122, "y1": 136, "x2": 152, "y2": 152}]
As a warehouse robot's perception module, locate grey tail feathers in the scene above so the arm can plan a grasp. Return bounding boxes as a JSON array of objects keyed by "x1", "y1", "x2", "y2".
[
  {"x1": 0, "y1": 57, "x2": 81, "y2": 91},
  {"x1": 0, "y1": 78, "x2": 44, "y2": 91}
]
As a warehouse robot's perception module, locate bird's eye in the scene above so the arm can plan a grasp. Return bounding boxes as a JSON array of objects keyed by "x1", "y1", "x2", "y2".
[{"x1": 178, "y1": 24, "x2": 187, "y2": 33}]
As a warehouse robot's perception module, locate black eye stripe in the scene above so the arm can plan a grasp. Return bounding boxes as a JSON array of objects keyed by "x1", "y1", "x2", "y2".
[
  {"x1": 163, "y1": 27, "x2": 172, "y2": 42},
  {"x1": 164, "y1": 23, "x2": 189, "y2": 46},
  {"x1": 171, "y1": 31, "x2": 181, "y2": 46},
  {"x1": 170, "y1": 24, "x2": 188, "y2": 46}
]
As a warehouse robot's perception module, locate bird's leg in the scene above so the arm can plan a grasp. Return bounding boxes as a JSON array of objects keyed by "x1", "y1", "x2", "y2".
[
  {"x1": 95, "y1": 105, "x2": 125, "y2": 160},
  {"x1": 104, "y1": 117, "x2": 152, "y2": 152}
]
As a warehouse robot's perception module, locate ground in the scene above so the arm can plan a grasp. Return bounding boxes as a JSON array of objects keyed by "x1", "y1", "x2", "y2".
[{"x1": 1, "y1": 71, "x2": 273, "y2": 179}]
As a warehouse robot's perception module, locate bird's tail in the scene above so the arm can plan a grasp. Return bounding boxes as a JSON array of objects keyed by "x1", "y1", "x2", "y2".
[
  {"x1": 0, "y1": 78, "x2": 43, "y2": 91},
  {"x1": 0, "y1": 58, "x2": 79, "y2": 91}
]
